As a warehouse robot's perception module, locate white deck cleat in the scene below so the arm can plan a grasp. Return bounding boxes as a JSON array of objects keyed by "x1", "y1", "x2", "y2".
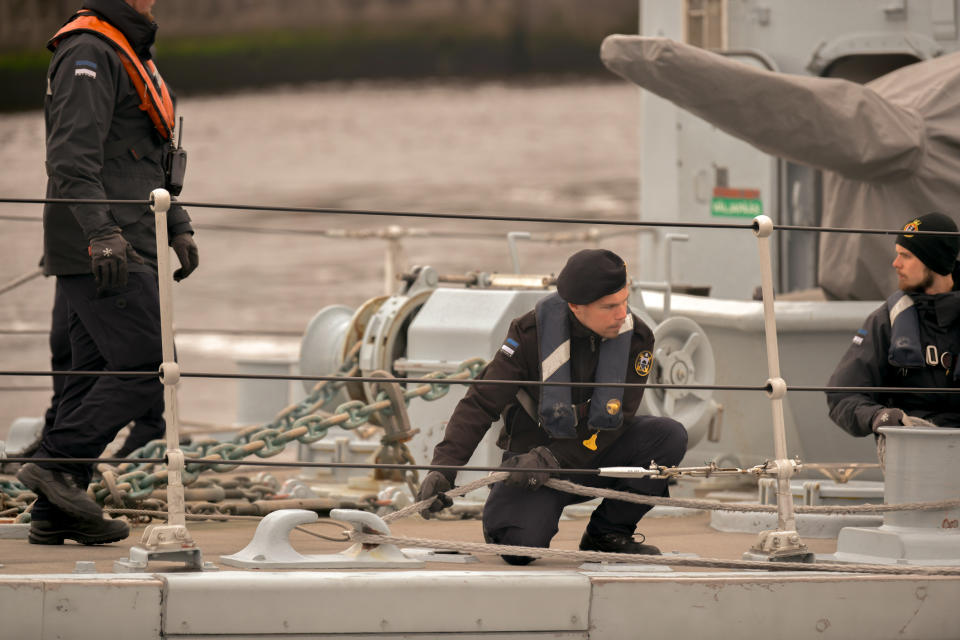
[{"x1": 220, "y1": 508, "x2": 424, "y2": 569}]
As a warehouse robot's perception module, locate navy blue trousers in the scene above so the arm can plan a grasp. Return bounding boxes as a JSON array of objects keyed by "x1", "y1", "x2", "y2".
[
  {"x1": 42, "y1": 283, "x2": 165, "y2": 457},
  {"x1": 33, "y1": 273, "x2": 163, "y2": 519},
  {"x1": 482, "y1": 415, "x2": 688, "y2": 549}
]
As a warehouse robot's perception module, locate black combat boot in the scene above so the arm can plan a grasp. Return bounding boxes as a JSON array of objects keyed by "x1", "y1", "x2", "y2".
[
  {"x1": 579, "y1": 530, "x2": 661, "y2": 555},
  {"x1": 17, "y1": 463, "x2": 103, "y2": 521},
  {"x1": 29, "y1": 516, "x2": 129, "y2": 545}
]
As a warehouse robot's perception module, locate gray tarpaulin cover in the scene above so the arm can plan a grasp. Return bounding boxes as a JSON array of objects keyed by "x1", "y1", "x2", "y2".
[{"x1": 601, "y1": 35, "x2": 960, "y2": 300}]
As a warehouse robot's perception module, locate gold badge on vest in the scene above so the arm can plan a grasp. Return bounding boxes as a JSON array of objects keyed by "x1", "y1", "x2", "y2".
[{"x1": 635, "y1": 350, "x2": 653, "y2": 376}]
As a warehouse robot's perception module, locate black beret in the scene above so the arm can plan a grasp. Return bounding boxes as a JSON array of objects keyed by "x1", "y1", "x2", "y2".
[
  {"x1": 556, "y1": 249, "x2": 627, "y2": 304},
  {"x1": 896, "y1": 212, "x2": 959, "y2": 276}
]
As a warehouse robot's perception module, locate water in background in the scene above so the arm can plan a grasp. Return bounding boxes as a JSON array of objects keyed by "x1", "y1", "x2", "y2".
[{"x1": 0, "y1": 79, "x2": 640, "y2": 432}]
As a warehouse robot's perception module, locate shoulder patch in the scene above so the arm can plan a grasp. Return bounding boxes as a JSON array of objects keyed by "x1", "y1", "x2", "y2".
[
  {"x1": 634, "y1": 350, "x2": 653, "y2": 377},
  {"x1": 74, "y1": 60, "x2": 98, "y2": 79},
  {"x1": 500, "y1": 341, "x2": 517, "y2": 357}
]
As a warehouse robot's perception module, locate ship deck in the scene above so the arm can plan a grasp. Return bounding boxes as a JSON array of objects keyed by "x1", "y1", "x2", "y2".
[{"x1": 0, "y1": 508, "x2": 838, "y2": 575}]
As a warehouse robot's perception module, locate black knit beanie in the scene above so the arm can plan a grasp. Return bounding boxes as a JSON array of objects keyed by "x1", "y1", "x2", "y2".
[
  {"x1": 556, "y1": 249, "x2": 627, "y2": 304},
  {"x1": 896, "y1": 212, "x2": 959, "y2": 276}
]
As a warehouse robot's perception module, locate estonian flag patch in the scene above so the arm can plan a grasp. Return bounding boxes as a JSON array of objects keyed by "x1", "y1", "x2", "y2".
[
  {"x1": 500, "y1": 338, "x2": 519, "y2": 357},
  {"x1": 75, "y1": 60, "x2": 97, "y2": 79}
]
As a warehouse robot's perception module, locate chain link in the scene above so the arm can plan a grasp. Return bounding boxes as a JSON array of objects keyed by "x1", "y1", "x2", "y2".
[
  {"x1": 0, "y1": 349, "x2": 487, "y2": 511},
  {"x1": 80, "y1": 352, "x2": 485, "y2": 504}
]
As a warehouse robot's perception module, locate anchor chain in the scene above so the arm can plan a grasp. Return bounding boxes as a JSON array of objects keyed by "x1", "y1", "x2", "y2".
[{"x1": 78, "y1": 354, "x2": 486, "y2": 505}]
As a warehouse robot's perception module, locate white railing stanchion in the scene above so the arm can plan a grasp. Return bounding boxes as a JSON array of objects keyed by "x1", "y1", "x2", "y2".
[
  {"x1": 115, "y1": 188, "x2": 208, "y2": 572},
  {"x1": 744, "y1": 215, "x2": 813, "y2": 562}
]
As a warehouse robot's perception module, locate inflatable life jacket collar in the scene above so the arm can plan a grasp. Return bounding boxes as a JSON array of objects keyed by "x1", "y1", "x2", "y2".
[{"x1": 48, "y1": 11, "x2": 175, "y2": 141}]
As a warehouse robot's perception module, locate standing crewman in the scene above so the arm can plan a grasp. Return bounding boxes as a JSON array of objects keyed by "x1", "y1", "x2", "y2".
[
  {"x1": 417, "y1": 249, "x2": 688, "y2": 564},
  {"x1": 827, "y1": 212, "x2": 960, "y2": 460},
  {"x1": 17, "y1": 0, "x2": 199, "y2": 546}
]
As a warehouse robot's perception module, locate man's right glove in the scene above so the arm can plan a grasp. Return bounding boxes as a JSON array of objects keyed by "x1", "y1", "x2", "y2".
[
  {"x1": 502, "y1": 446, "x2": 560, "y2": 490},
  {"x1": 89, "y1": 228, "x2": 143, "y2": 289},
  {"x1": 416, "y1": 470, "x2": 453, "y2": 518},
  {"x1": 871, "y1": 408, "x2": 905, "y2": 433}
]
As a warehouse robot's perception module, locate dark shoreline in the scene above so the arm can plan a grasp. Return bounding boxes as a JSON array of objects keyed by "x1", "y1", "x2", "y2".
[{"x1": 0, "y1": 11, "x2": 635, "y2": 112}]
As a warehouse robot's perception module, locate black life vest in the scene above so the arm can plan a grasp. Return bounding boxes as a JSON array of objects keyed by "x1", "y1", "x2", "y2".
[{"x1": 534, "y1": 293, "x2": 632, "y2": 438}]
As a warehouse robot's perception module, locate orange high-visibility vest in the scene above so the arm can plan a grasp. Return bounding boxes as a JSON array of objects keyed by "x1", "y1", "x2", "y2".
[{"x1": 49, "y1": 11, "x2": 176, "y2": 141}]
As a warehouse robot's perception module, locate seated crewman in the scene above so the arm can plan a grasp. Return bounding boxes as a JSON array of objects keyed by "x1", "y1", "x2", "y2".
[{"x1": 827, "y1": 212, "x2": 960, "y2": 459}]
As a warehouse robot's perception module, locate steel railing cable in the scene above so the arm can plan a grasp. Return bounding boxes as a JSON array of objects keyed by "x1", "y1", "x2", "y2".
[
  {"x1": 4, "y1": 367, "x2": 960, "y2": 395},
  {"x1": 0, "y1": 196, "x2": 755, "y2": 230},
  {"x1": 4, "y1": 455, "x2": 957, "y2": 519},
  {"x1": 1, "y1": 456, "x2": 601, "y2": 476},
  {"x1": 6, "y1": 196, "x2": 960, "y2": 237},
  {"x1": 0, "y1": 326, "x2": 304, "y2": 337}
]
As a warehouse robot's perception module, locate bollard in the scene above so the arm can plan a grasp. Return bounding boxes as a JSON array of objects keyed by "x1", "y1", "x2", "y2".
[{"x1": 830, "y1": 426, "x2": 960, "y2": 565}]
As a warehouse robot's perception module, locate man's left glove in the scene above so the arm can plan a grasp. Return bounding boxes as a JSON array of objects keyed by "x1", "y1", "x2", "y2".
[
  {"x1": 170, "y1": 233, "x2": 199, "y2": 282},
  {"x1": 502, "y1": 446, "x2": 560, "y2": 490}
]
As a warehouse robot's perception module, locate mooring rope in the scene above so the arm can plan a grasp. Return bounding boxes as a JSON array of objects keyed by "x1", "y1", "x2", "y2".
[
  {"x1": 351, "y1": 530, "x2": 960, "y2": 576},
  {"x1": 370, "y1": 472, "x2": 960, "y2": 575},
  {"x1": 381, "y1": 472, "x2": 960, "y2": 521}
]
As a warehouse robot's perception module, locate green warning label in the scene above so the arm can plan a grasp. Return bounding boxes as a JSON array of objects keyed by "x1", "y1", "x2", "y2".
[{"x1": 710, "y1": 187, "x2": 763, "y2": 218}]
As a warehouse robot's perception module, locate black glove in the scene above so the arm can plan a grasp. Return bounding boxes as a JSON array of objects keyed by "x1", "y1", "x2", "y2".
[
  {"x1": 872, "y1": 408, "x2": 905, "y2": 433},
  {"x1": 170, "y1": 233, "x2": 199, "y2": 282},
  {"x1": 502, "y1": 446, "x2": 560, "y2": 490},
  {"x1": 416, "y1": 470, "x2": 453, "y2": 517},
  {"x1": 88, "y1": 229, "x2": 143, "y2": 289}
]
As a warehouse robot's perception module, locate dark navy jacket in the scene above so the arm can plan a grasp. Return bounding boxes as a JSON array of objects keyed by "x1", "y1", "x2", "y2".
[
  {"x1": 431, "y1": 305, "x2": 656, "y2": 473},
  {"x1": 826, "y1": 262, "x2": 960, "y2": 436},
  {"x1": 42, "y1": 0, "x2": 191, "y2": 276}
]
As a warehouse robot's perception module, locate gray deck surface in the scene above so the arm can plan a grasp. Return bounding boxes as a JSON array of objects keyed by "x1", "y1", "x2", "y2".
[{"x1": 0, "y1": 508, "x2": 839, "y2": 575}]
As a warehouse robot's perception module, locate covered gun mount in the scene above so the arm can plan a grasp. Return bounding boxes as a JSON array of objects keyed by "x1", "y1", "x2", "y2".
[{"x1": 601, "y1": 35, "x2": 960, "y2": 300}]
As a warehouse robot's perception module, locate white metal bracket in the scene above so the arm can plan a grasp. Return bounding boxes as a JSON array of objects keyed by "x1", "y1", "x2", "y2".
[
  {"x1": 114, "y1": 545, "x2": 214, "y2": 573},
  {"x1": 744, "y1": 529, "x2": 814, "y2": 563}
]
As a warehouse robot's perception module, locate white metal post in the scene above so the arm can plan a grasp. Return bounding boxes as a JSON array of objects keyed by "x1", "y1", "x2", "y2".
[
  {"x1": 746, "y1": 215, "x2": 811, "y2": 561},
  {"x1": 384, "y1": 225, "x2": 405, "y2": 296},
  {"x1": 116, "y1": 188, "x2": 205, "y2": 571}
]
